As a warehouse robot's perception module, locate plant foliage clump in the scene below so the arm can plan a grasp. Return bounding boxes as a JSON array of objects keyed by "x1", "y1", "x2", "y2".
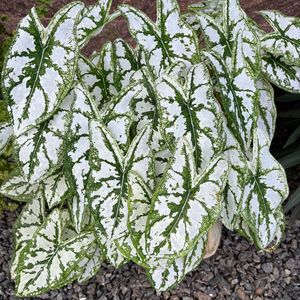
[{"x1": 1, "y1": 0, "x2": 299, "y2": 296}]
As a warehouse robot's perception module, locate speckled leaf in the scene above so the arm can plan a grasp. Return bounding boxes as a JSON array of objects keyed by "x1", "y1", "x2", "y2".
[
  {"x1": 77, "y1": 0, "x2": 114, "y2": 48},
  {"x1": 256, "y1": 78, "x2": 276, "y2": 140},
  {"x1": 262, "y1": 55, "x2": 300, "y2": 93},
  {"x1": 119, "y1": 0, "x2": 199, "y2": 76},
  {"x1": 0, "y1": 169, "x2": 38, "y2": 202},
  {"x1": 16, "y1": 209, "x2": 94, "y2": 297},
  {"x1": 157, "y1": 63, "x2": 225, "y2": 170},
  {"x1": 65, "y1": 84, "x2": 98, "y2": 233},
  {"x1": 15, "y1": 89, "x2": 74, "y2": 184},
  {"x1": 89, "y1": 121, "x2": 153, "y2": 263},
  {"x1": 146, "y1": 138, "x2": 228, "y2": 259},
  {"x1": 77, "y1": 246, "x2": 102, "y2": 283},
  {"x1": 2, "y1": 3, "x2": 83, "y2": 137},
  {"x1": 11, "y1": 196, "x2": 45, "y2": 280},
  {"x1": 0, "y1": 122, "x2": 13, "y2": 155},
  {"x1": 223, "y1": 0, "x2": 260, "y2": 70},
  {"x1": 204, "y1": 33, "x2": 258, "y2": 151},
  {"x1": 102, "y1": 83, "x2": 143, "y2": 153},
  {"x1": 260, "y1": 11, "x2": 300, "y2": 66},
  {"x1": 147, "y1": 234, "x2": 207, "y2": 291},
  {"x1": 241, "y1": 128, "x2": 289, "y2": 249},
  {"x1": 78, "y1": 39, "x2": 139, "y2": 109}
]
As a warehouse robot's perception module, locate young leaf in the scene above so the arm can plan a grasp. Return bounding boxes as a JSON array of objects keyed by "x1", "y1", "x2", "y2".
[
  {"x1": 2, "y1": 3, "x2": 83, "y2": 137},
  {"x1": 16, "y1": 209, "x2": 94, "y2": 297},
  {"x1": 11, "y1": 196, "x2": 45, "y2": 279},
  {"x1": 77, "y1": 0, "x2": 114, "y2": 48},
  {"x1": 157, "y1": 63, "x2": 225, "y2": 170},
  {"x1": 14, "y1": 90, "x2": 74, "y2": 184},
  {"x1": 146, "y1": 138, "x2": 228, "y2": 259},
  {"x1": 260, "y1": 11, "x2": 300, "y2": 66},
  {"x1": 241, "y1": 128, "x2": 289, "y2": 249},
  {"x1": 119, "y1": 0, "x2": 199, "y2": 76},
  {"x1": 64, "y1": 84, "x2": 98, "y2": 233},
  {"x1": 262, "y1": 55, "x2": 300, "y2": 93}
]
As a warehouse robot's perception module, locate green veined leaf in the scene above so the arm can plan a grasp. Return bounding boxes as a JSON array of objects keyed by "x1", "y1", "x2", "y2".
[
  {"x1": 146, "y1": 137, "x2": 229, "y2": 259},
  {"x1": 89, "y1": 120, "x2": 153, "y2": 264},
  {"x1": 204, "y1": 33, "x2": 259, "y2": 151},
  {"x1": 220, "y1": 129, "x2": 249, "y2": 231},
  {"x1": 157, "y1": 63, "x2": 225, "y2": 170},
  {"x1": 15, "y1": 209, "x2": 94, "y2": 297},
  {"x1": 41, "y1": 168, "x2": 71, "y2": 209},
  {"x1": 262, "y1": 55, "x2": 300, "y2": 93},
  {"x1": 77, "y1": 0, "x2": 114, "y2": 48},
  {"x1": 11, "y1": 195, "x2": 45, "y2": 280},
  {"x1": 256, "y1": 78, "x2": 276, "y2": 140},
  {"x1": 102, "y1": 82, "x2": 143, "y2": 153},
  {"x1": 2, "y1": 2, "x2": 83, "y2": 137},
  {"x1": 14, "y1": 89, "x2": 74, "y2": 184},
  {"x1": 241, "y1": 128, "x2": 289, "y2": 249},
  {"x1": 260, "y1": 11, "x2": 300, "y2": 66},
  {"x1": 78, "y1": 39, "x2": 139, "y2": 109},
  {"x1": 77, "y1": 246, "x2": 102, "y2": 283},
  {"x1": 147, "y1": 234, "x2": 207, "y2": 291},
  {"x1": 223, "y1": 0, "x2": 261, "y2": 71},
  {"x1": 119, "y1": 0, "x2": 199, "y2": 76},
  {"x1": 0, "y1": 169, "x2": 38, "y2": 202},
  {"x1": 0, "y1": 122, "x2": 13, "y2": 155},
  {"x1": 64, "y1": 83, "x2": 98, "y2": 233}
]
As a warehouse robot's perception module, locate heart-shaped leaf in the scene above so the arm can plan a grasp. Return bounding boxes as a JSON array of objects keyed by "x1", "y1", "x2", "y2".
[
  {"x1": 260, "y1": 11, "x2": 300, "y2": 66},
  {"x1": 119, "y1": 0, "x2": 199, "y2": 76},
  {"x1": 0, "y1": 122, "x2": 13, "y2": 155},
  {"x1": 16, "y1": 209, "x2": 94, "y2": 297},
  {"x1": 146, "y1": 138, "x2": 228, "y2": 259},
  {"x1": 2, "y1": 3, "x2": 83, "y2": 137}
]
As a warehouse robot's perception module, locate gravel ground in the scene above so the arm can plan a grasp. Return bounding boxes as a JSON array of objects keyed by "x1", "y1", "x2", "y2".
[{"x1": 0, "y1": 209, "x2": 299, "y2": 300}]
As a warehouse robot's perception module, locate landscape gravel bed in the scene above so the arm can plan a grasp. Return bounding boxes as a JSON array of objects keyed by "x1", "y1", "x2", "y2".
[{"x1": 0, "y1": 209, "x2": 299, "y2": 300}]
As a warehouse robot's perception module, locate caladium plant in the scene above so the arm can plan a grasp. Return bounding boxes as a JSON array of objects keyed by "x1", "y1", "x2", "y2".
[{"x1": 0, "y1": 0, "x2": 297, "y2": 296}]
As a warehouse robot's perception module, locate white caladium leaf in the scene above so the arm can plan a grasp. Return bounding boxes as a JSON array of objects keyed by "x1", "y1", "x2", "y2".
[
  {"x1": 102, "y1": 83, "x2": 143, "y2": 153},
  {"x1": 119, "y1": 0, "x2": 199, "y2": 76},
  {"x1": 15, "y1": 89, "x2": 74, "y2": 184},
  {"x1": 147, "y1": 234, "x2": 207, "y2": 291},
  {"x1": 256, "y1": 78, "x2": 276, "y2": 140},
  {"x1": 89, "y1": 120, "x2": 153, "y2": 264},
  {"x1": 0, "y1": 121, "x2": 13, "y2": 155},
  {"x1": 262, "y1": 55, "x2": 300, "y2": 93},
  {"x1": 41, "y1": 169, "x2": 71, "y2": 209},
  {"x1": 146, "y1": 138, "x2": 229, "y2": 259},
  {"x1": 223, "y1": 0, "x2": 261, "y2": 70},
  {"x1": 0, "y1": 169, "x2": 38, "y2": 202},
  {"x1": 204, "y1": 33, "x2": 258, "y2": 151},
  {"x1": 11, "y1": 196, "x2": 45, "y2": 279},
  {"x1": 16, "y1": 209, "x2": 94, "y2": 297},
  {"x1": 78, "y1": 39, "x2": 139, "y2": 109},
  {"x1": 65, "y1": 84, "x2": 98, "y2": 233},
  {"x1": 77, "y1": 0, "x2": 114, "y2": 48},
  {"x1": 2, "y1": 3, "x2": 83, "y2": 137},
  {"x1": 77, "y1": 246, "x2": 102, "y2": 283},
  {"x1": 220, "y1": 129, "x2": 248, "y2": 231},
  {"x1": 241, "y1": 128, "x2": 289, "y2": 249},
  {"x1": 157, "y1": 63, "x2": 225, "y2": 170},
  {"x1": 260, "y1": 11, "x2": 300, "y2": 66}
]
